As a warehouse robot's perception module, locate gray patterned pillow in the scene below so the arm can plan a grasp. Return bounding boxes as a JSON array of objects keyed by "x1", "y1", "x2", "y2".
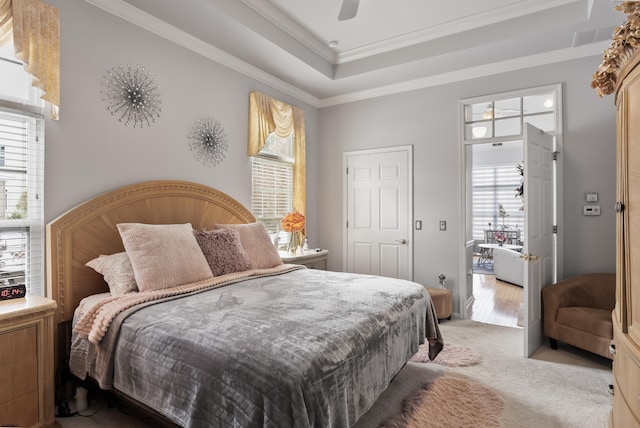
[
  {"x1": 193, "y1": 228, "x2": 252, "y2": 276},
  {"x1": 86, "y1": 252, "x2": 138, "y2": 295}
]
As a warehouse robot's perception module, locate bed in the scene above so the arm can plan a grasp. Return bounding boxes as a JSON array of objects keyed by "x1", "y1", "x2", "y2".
[{"x1": 46, "y1": 180, "x2": 443, "y2": 427}]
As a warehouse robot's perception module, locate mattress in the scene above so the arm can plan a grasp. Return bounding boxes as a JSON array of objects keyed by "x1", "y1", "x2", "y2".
[{"x1": 71, "y1": 268, "x2": 443, "y2": 427}]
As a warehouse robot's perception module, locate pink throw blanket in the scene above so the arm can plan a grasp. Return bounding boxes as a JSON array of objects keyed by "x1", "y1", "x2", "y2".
[{"x1": 74, "y1": 264, "x2": 304, "y2": 344}]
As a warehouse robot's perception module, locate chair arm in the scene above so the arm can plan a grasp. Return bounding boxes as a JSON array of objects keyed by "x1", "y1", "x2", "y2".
[{"x1": 542, "y1": 273, "x2": 615, "y2": 334}]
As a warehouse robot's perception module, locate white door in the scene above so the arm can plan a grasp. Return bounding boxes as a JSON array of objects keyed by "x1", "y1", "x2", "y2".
[
  {"x1": 523, "y1": 123, "x2": 555, "y2": 357},
  {"x1": 344, "y1": 146, "x2": 413, "y2": 280}
]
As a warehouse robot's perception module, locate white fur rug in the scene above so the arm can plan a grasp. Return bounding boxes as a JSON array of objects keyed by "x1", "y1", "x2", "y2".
[
  {"x1": 355, "y1": 319, "x2": 612, "y2": 428},
  {"x1": 410, "y1": 343, "x2": 481, "y2": 366},
  {"x1": 381, "y1": 376, "x2": 503, "y2": 428}
]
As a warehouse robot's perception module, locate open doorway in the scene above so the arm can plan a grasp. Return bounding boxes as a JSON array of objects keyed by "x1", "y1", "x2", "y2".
[
  {"x1": 459, "y1": 85, "x2": 563, "y2": 351},
  {"x1": 468, "y1": 141, "x2": 524, "y2": 328}
]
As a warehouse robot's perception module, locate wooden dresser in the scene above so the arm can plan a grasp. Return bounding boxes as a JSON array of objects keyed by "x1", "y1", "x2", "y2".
[
  {"x1": 592, "y1": 5, "x2": 640, "y2": 426},
  {"x1": 0, "y1": 295, "x2": 59, "y2": 428},
  {"x1": 612, "y1": 52, "x2": 640, "y2": 427}
]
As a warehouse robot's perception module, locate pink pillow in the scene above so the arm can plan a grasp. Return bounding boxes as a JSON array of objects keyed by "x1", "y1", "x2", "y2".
[
  {"x1": 117, "y1": 223, "x2": 213, "y2": 291},
  {"x1": 193, "y1": 228, "x2": 252, "y2": 276},
  {"x1": 214, "y1": 223, "x2": 282, "y2": 269}
]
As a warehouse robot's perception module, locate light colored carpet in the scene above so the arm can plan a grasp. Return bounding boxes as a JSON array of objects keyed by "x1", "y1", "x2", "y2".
[
  {"x1": 355, "y1": 319, "x2": 613, "y2": 428},
  {"x1": 58, "y1": 319, "x2": 612, "y2": 428}
]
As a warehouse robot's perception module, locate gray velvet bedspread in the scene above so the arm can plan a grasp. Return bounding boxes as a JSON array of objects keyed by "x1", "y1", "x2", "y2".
[{"x1": 71, "y1": 268, "x2": 443, "y2": 428}]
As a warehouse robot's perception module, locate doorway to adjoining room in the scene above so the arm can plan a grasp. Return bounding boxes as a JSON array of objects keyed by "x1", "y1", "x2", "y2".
[
  {"x1": 460, "y1": 85, "x2": 561, "y2": 346},
  {"x1": 469, "y1": 141, "x2": 524, "y2": 328}
]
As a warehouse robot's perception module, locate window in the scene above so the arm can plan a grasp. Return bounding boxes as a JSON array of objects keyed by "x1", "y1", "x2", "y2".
[
  {"x1": 462, "y1": 85, "x2": 560, "y2": 243},
  {"x1": 0, "y1": 44, "x2": 45, "y2": 295},
  {"x1": 472, "y1": 164, "x2": 523, "y2": 242},
  {"x1": 251, "y1": 133, "x2": 294, "y2": 245},
  {"x1": 463, "y1": 91, "x2": 556, "y2": 142}
]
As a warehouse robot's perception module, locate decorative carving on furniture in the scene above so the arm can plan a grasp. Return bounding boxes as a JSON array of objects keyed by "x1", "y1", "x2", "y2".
[
  {"x1": 592, "y1": 2, "x2": 640, "y2": 97},
  {"x1": 46, "y1": 180, "x2": 255, "y2": 324}
]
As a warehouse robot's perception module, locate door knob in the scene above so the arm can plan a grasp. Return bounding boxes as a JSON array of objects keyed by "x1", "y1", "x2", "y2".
[
  {"x1": 396, "y1": 239, "x2": 407, "y2": 244},
  {"x1": 518, "y1": 253, "x2": 539, "y2": 261}
]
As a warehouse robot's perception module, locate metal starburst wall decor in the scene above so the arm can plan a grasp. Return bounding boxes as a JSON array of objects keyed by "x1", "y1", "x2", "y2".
[
  {"x1": 102, "y1": 64, "x2": 162, "y2": 128},
  {"x1": 188, "y1": 117, "x2": 228, "y2": 166}
]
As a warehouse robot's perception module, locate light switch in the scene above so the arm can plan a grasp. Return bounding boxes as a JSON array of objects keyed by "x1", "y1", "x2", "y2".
[
  {"x1": 415, "y1": 220, "x2": 422, "y2": 230},
  {"x1": 439, "y1": 220, "x2": 447, "y2": 231},
  {"x1": 586, "y1": 192, "x2": 598, "y2": 202}
]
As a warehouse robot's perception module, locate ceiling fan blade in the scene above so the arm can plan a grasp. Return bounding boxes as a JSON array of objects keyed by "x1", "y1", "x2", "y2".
[{"x1": 338, "y1": 0, "x2": 359, "y2": 21}]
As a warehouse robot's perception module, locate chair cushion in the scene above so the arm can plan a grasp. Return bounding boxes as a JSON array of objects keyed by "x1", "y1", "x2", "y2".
[{"x1": 556, "y1": 307, "x2": 613, "y2": 338}]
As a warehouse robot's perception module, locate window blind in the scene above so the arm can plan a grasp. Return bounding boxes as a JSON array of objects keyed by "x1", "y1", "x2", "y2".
[
  {"x1": 251, "y1": 156, "x2": 293, "y2": 233},
  {"x1": 472, "y1": 164, "x2": 523, "y2": 242},
  {"x1": 0, "y1": 108, "x2": 44, "y2": 295}
]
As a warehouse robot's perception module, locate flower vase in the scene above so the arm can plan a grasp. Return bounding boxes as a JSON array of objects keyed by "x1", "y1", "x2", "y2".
[
  {"x1": 498, "y1": 241, "x2": 503, "y2": 246},
  {"x1": 288, "y1": 231, "x2": 302, "y2": 255}
]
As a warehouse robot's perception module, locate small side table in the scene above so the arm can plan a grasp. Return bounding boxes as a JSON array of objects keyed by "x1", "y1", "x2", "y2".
[
  {"x1": 0, "y1": 295, "x2": 59, "y2": 428},
  {"x1": 426, "y1": 288, "x2": 453, "y2": 320},
  {"x1": 280, "y1": 249, "x2": 329, "y2": 270}
]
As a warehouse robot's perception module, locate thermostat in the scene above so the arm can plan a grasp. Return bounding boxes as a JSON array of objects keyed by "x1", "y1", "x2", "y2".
[{"x1": 583, "y1": 205, "x2": 601, "y2": 216}]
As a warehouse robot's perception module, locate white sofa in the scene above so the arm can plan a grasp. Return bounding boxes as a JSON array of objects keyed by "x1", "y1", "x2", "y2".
[{"x1": 493, "y1": 247, "x2": 524, "y2": 287}]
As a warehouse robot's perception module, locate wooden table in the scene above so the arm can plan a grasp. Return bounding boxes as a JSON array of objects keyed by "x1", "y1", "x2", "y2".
[
  {"x1": 0, "y1": 295, "x2": 59, "y2": 428},
  {"x1": 279, "y1": 249, "x2": 329, "y2": 270}
]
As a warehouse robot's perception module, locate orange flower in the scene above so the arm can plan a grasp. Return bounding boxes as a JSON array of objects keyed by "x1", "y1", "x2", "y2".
[{"x1": 281, "y1": 211, "x2": 305, "y2": 232}]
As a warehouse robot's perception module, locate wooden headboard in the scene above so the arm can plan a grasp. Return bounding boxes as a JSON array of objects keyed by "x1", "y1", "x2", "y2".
[{"x1": 46, "y1": 180, "x2": 255, "y2": 324}]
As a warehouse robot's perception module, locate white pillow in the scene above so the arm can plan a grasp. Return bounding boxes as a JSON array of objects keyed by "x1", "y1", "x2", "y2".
[{"x1": 85, "y1": 252, "x2": 137, "y2": 295}]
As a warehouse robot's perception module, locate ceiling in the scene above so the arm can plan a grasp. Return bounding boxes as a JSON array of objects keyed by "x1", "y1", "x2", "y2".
[{"x1": 87, "y1": 0, "x2": 624, "y2": 107}]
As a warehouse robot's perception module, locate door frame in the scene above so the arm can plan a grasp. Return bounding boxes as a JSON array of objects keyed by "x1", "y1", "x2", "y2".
[
  {"x1": 343, "y1": 145, "x2": 414, "y2": 280},
  {"x1": 458, "y1": 84, "x2": 564, "y2": 322}
]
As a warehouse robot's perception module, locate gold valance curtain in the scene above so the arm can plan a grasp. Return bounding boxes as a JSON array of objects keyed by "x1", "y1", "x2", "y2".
[
  {"x1": 0, "y1": 0, "x2": 59, "y2": 120},
  {"x1": 248, "y1": 91, "x2": 306, "y2": 215}
]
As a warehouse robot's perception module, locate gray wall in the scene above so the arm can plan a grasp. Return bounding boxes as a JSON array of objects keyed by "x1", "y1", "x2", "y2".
[
  {"x1": 46, "y1": 2, "x2": 616, "y2": 315},
  {"x1": 317, "y1": 57, "x2": 616, "y2": 313},
  {"x1": 44, "y1": 0, "x2": 320, "y2": 242}
]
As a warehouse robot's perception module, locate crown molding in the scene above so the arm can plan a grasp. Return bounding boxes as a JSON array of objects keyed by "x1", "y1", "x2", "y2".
[
  {"x1": 81, "y1": 0, "x2": 606, "y2": 110},
  {"x1": 338, "y1": 0, "x2": 583, "y2": 63},
  {"x1": 81, "y1": 0, "x2": 322, "y2": 108},
  {"x1": 237, "y1": 0, "x2": 337, "y2": 64},
  {"x1": 320, "y1": 41, "x2": 610, "y2": 107}
]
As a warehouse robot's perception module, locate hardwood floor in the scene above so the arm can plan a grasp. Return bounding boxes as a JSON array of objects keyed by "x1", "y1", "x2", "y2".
[{"x1": 469, "y1": 272, "x2": 523, "y2": 328}]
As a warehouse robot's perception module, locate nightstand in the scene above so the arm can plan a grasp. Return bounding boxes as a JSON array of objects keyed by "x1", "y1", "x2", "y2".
[
  {"x1": 280, "y1": 249, "x2": 329, "y2": 270},
  {"x1": 0, "y1": 295, "x2": 59, "y2": 428}
]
